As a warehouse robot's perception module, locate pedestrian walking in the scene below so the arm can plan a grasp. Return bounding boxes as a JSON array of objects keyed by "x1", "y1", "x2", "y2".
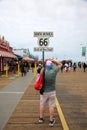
[
  {"x1": 20, "y1": 61, "x2": 26, "y2": 76},
  {"x1": 39, "y1": 59, "x2": 62, "y2": 127},
  {"x1": 64, "y1": 62, "x2": 69, "y2": 72},
  {"x1": 36, "y1": 64, "x2": 42, "y2": 82},
  {"x1": 83, "y1": 62, "x2": 87, "y2": 72},
  {"x1": 73, "y1": 62, "x2": 77, "y2": 71},
  {"x1": 37, "y1": 64, "x2": 42, "y2": 74},
  {"x1": 31, "y1": 61, "x2": 35, "y2": 72}
]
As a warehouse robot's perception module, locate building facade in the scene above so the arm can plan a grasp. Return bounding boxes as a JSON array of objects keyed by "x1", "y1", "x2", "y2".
[
  {"x1": 13, "y1": 48, "x2": 30, "y2": 58},
  {"x1": 0, "y1": 36, "x2": 17, "y2": 72}
]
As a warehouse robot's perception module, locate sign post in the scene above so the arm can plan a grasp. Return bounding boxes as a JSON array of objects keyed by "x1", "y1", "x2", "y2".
[
  {"x1": 42, "y1": 50, "x2": 44, "y2": 65},
  {"x1": 34, "y1": 32, "x2": 53, "y2": 66}
]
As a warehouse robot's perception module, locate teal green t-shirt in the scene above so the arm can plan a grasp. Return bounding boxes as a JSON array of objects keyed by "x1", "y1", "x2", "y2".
[{"x1": 44, "y1": 66, "x2": 60, "y2": 92}]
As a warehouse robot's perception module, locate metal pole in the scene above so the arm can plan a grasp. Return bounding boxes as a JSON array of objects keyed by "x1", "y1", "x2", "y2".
[{"x1": 42, "y1": 50, "x2": 44, "y2": 67}]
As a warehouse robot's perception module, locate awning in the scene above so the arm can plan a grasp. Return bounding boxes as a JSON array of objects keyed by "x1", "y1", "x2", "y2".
[
  {"x1": 0, "y1": 50, "x2": 17, "y2": 59},
  {"x1": 14, "y1": 54, "x2": 23, "y2": 59},
  {"x1": 23, "y1": 56, "x2": 34, "y2": 61}
]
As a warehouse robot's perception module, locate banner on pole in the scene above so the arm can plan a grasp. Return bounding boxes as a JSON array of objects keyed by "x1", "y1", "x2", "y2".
[{"x1": 82, "y1": 47, "x2": 86, "y2": 57}]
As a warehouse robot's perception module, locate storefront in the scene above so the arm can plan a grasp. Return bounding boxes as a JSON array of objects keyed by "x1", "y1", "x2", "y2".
[{"x1": 0, "y1": 36, "x2": 17, "y2": 72}]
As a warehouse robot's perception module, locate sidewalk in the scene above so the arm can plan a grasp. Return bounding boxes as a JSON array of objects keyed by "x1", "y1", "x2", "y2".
[{"x1": 0, "y1": 71, "x2": 34, "y2": 130}]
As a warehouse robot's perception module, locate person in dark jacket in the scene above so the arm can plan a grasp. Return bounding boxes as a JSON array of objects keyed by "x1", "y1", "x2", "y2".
[
  {"x1": 37, "y1": 64, "x2": 42, "y2": 74},
  {"x1": 20, "y1": 61, "x2": 26, "y2": 76},
  {"x1": 31, "y1": 62, "x2": 35, "y2": 72},
  {"x1": 83, "y1": 62, "x2": 87, "y2": 72}
]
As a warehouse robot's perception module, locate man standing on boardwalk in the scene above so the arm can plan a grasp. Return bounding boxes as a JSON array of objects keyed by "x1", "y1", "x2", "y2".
[{"x1": 39, "y1": 59, "x2": 62, "y2": 127}]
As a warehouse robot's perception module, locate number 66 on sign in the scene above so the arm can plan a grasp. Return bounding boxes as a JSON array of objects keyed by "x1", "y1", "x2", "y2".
[{"x1": 38, "y1": 38, "x2": 49, "y2": 47}]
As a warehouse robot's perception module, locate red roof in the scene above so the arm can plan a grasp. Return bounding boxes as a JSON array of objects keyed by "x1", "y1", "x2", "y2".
[{"x1": 0, "y1": 50, "x2": 17, "y2": 59}]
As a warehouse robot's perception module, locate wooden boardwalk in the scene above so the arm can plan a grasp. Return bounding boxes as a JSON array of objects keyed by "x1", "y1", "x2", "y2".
[
  {"x1": 4, "y1": 78, "x2": 63, "y2": 130},
  {"x1": 56, "y1": 68, "x2": 87, "y2": 130},
  {"x1": 4, "y1": 68, "x2": 87, "y2": 130}
]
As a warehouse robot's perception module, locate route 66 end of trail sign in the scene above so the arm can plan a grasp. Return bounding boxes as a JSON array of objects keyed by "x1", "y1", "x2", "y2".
[{"x1": 34, "y1": 32, "x2": 53, "y2": 51}]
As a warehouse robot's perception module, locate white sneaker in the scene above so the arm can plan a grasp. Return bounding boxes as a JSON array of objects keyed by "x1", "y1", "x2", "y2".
[
  {"x1": 49, "y1": 119, "x2": 55, "y2": 127},
  {"x1": 39, "y1": 118, "x2": 44, "y2": 123}
]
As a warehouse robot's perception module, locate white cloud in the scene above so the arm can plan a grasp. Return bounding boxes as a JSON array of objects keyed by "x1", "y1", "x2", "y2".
[{"x1": 0, "y1": 0, "x2": 87, "y2": 61}]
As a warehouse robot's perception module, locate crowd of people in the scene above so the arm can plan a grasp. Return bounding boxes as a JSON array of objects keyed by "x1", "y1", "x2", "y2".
[
  {"x1": 20, "y1": 60, "x2": 30, "y2": 76},
  {"x1": 60, "y1": 61, "x2": 87, "y2": 72},
  {"x1": 7, "y1": 59, "x2": 87, "y2": 77}
]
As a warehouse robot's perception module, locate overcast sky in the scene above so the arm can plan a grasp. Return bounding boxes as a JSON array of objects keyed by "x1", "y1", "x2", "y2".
[{"x1": 0, "y1": 0, "x2": 87, "y2": 61}]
